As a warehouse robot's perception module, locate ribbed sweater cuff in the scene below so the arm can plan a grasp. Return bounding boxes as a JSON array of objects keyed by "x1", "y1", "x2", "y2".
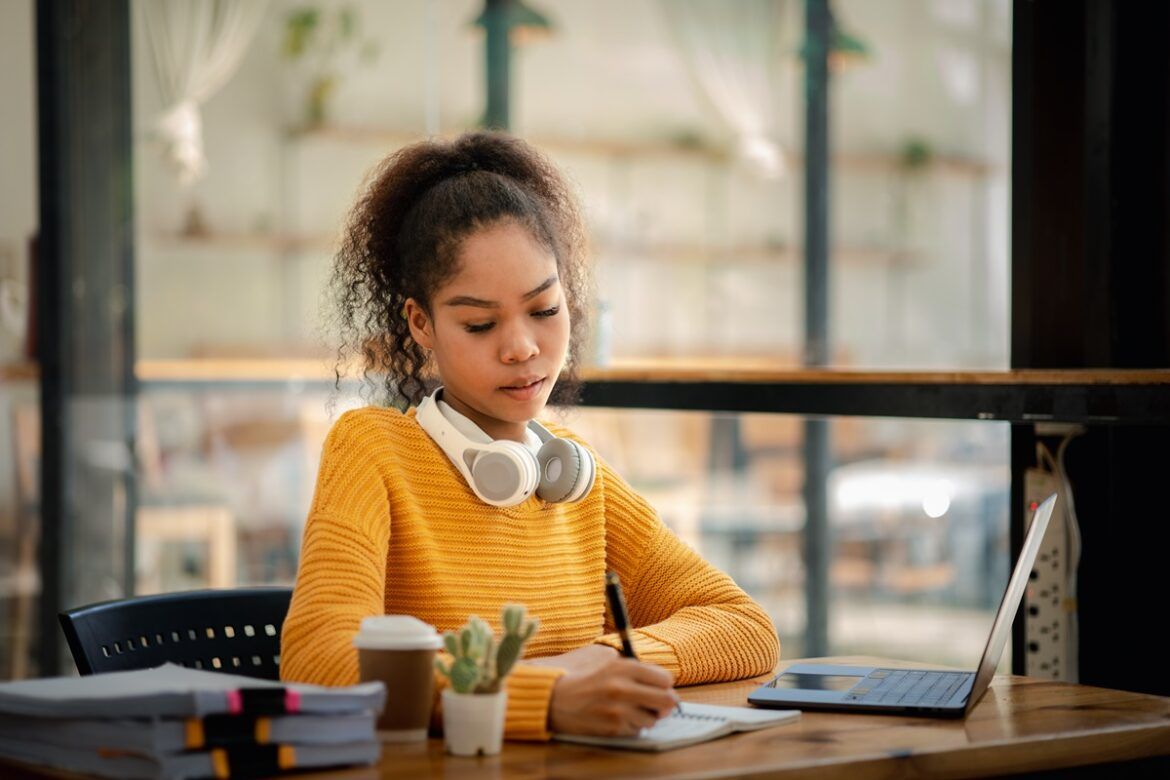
[
  {"x1": 504, "y1": 664, "x2": 566, "y2": 741},
  {"x1": 595, "y1": 631, "x2": 681, "y2": 681}
]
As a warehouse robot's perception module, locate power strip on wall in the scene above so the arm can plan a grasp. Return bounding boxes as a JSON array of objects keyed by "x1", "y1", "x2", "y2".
[{"x1": 1023, "y1": 467, "x2": 1071, "y2": 680}]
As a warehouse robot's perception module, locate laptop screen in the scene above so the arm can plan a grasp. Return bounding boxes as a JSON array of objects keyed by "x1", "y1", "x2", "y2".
[{"x1": 964, "y1": 493, "x2": 1057, "y2": 711}]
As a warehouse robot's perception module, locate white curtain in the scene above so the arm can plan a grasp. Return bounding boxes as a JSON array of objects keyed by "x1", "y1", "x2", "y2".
[
  {"x1": 659, "y1": 0, "x2": 790, "y2": 178},
  {"x1": 141, "y1": 0, "x2": 269, "y2": 185}
]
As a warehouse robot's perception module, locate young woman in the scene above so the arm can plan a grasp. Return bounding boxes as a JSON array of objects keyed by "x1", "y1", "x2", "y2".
[{"x1": 280, "y1": 131, "x2": 780, "y2": 739}]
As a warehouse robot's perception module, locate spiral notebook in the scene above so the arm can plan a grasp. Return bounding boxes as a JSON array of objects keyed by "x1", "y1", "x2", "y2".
[{"x1": 554, "y1": 702, "x2": 799, "y2": 751}]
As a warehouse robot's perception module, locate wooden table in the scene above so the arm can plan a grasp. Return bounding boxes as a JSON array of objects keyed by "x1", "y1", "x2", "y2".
[
  {"x1": 327, "y1": 655, "x2": 1170, "y2": 779},
  {"x1": 2, "y1": 656, "x2": 1168, "y2": 779}
]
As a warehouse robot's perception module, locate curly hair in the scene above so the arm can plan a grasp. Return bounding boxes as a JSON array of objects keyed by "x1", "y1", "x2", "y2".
[{"x1": 330, "y1": 131, "x2": 592, "y2": 409}]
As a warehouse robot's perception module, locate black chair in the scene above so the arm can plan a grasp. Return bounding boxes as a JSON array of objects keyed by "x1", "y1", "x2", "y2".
[{"x1": 59, "y1": 587, "x2": 293, "y2": 680}]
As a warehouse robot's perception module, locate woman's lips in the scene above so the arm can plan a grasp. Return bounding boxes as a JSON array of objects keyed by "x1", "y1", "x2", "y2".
[{"x1": 499, "y1": 377, "x2": 544, "y2": 401}]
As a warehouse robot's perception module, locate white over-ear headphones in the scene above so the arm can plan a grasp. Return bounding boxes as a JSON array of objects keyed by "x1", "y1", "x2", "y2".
[{"x1": 415, "y1": 387, "x2": 596, "y2": 507}]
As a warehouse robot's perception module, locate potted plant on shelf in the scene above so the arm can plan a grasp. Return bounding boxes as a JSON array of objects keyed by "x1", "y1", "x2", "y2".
[
  {"x1": 892, "y1": 134, "x2": 935, "y2": 250},
  {"x1": 435, "y1": 605, "x2": 538, "y2": 757},
  {"x1": 281, "y1": 4, "x2": 379, "y2": 129}
]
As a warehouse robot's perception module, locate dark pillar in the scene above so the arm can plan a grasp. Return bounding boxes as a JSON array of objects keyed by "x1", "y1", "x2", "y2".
[
  {"x1": 482, "y1": 0, "x2": 512, "y2": 130},
  {"x1": 36, "y1": 0, "x2": 137, "y2": 675},
  {"x1": 802, "y1": 0, "x2": 832, "y2": 657},
  {"x1": 1011, "y1": 0, "x2": 1170, "y2": 696}
]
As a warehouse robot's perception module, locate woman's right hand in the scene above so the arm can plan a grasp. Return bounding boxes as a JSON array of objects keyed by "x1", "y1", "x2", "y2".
[{"x1": 548, "y1": 654, "x2": 678, "y2": 736}]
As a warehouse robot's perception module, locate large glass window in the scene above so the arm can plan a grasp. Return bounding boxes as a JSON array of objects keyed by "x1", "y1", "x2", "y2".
[
  {"x1": 0, "y1": 0, "x2": 1016, "y2": 678},
  {"x1": 125, "y1": 386, "x2": 1013, "y2": 669}
]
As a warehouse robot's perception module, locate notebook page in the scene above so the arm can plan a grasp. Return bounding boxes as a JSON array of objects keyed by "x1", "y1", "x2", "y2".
[
  {"x1": 553, "y1": 709, "x2": 729, "y2": 751},
  {"x1": 554, "y1": 702, "x2": 799, "y2": 750},
  {"x1": 678, "y1": 702, "x2": 800, "y2": 727},
  {"x1": 637, "y1": 709, "x2": 728, "y2": 743}
]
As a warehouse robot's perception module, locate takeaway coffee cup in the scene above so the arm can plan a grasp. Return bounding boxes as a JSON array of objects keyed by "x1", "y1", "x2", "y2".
[{"x1": 353, "y1": 615, "x2": 443, "y2": 742}]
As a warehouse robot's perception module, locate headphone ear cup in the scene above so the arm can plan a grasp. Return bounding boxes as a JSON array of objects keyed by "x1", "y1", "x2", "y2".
[
  {"x1": 561, "y1": 440, "x2": 595, "y2": 502},
  {"x1": 469, "y1": 441, "x2": 538, "y2": 505},
  {"x1": 535, "y1": 438, "x2": 594, "y2": 503},
  {"x1": 498, "y1": 440, "x2": 540, "y2": 495}
]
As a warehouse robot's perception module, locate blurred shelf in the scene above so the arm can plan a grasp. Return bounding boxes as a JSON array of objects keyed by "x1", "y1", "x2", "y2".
[
  {"x1": 138, "y1": 358, "x2": 337, "y2": 383},
  {"x1": 585, "y1": 360, "x2": 1170, "y2": 385},
  {"x1": 288, "y1": 125, "x2": 995, "y2": 177},
  {"x1": 792, "y1": 150, "x2": 994, "y2": 178},
  {"x1": 0, "y1": 361, "x2": 36, "y2": 381},
  {"x1": 145, "y1": 232, "x2": 334, "y2": 253},
  {"x1": 582, "y1": 363, "x2": 1170, "y2": 424},
  {"x1": 6, "y1": 357, "x2": 1165, "y2": 386},
  {"x1": 595, "y1": 243, "x2": 920, "y2": 267},
  {"x1": 7, "y1": 359, "x2": 1164, "y2": 424},
  {"x1": 145, "y1": 232, "x2": 919, "y2": 267},
  {"x1": 287, "y1": 125, "x2": 730, "y2": 162},
  {"x1": 0, "y1": 359, "x2": 339, "y2": 390}
]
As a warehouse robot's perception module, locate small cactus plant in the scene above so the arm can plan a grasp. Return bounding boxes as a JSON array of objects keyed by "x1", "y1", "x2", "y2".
[{"x1": 435, "y1": 605, "x2": 538, "y2": 694}]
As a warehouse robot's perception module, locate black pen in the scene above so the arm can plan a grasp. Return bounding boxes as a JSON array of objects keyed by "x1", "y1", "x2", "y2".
[{"x1": 605, "y1": 570, "x2": 683, "y2": 716}]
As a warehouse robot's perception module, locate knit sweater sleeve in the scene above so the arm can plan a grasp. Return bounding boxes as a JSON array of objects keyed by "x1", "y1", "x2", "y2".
[
  {"x1": 593, "y1": 458, "x2": 781, "y2": 685},
  {"x1": 280, "y1": 412, "x2": 390, "y2": 687}
]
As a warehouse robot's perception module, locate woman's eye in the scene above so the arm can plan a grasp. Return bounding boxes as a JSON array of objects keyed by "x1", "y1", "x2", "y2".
[{"x1": 464, "y1": 307, "x2": 556, "y2": 333}]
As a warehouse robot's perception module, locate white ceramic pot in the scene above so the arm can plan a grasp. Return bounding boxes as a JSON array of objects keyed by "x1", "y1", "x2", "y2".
[{"x1": 441, "y1": 689, "x2": 507, "y2": 757}]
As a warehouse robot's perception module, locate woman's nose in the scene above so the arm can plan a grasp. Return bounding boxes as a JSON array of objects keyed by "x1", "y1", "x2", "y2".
[{"x1": 500, "y1": 323, "x2": 539, "y2": 363}]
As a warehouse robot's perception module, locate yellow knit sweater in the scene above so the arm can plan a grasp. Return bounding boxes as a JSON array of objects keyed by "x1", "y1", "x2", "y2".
[{"x1": 280, "y1": 407, "x2": 780, "y2": 741}]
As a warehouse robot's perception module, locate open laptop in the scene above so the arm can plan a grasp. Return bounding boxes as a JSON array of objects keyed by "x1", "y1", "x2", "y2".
[{"x1": 748, "y1": 492, "x2": 1057, "y2": 719}]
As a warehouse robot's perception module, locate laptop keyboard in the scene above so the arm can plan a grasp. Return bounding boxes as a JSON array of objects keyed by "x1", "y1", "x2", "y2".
[{"x1": 845, "y1": 669, "x2": 972, "y2": 707}]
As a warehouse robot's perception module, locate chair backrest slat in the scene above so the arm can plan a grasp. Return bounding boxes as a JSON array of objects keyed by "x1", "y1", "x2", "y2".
[{"x1": 59, "y1": 587, "x2": 293, "y2": 680}]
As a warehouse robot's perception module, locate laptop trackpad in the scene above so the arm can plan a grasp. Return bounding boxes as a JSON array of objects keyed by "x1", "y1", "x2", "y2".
[
  {"x1": 771, "y1": 672, "x2": 861, "y2": 692},
  {"x1": 748, "y1": 664, "x2": 875, "y2": 706}
]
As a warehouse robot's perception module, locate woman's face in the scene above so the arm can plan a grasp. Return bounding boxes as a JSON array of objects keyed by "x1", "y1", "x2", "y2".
[{"x1": 405, "y1": 220, "x2": 571, "y2": 442}]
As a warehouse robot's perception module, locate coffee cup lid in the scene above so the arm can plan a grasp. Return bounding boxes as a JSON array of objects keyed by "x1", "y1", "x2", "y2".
[{"x1": 352, "y1": 615, "x2": 443, "y2": 650}]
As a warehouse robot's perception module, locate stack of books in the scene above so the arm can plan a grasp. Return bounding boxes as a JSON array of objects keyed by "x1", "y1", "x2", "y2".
[{"x1": 0, "y1": 663, "x2": 385, "y2": 779}]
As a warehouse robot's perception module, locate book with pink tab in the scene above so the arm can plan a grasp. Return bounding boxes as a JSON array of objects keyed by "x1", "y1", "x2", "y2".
[{"x1": 0, "y1": 662, "x2": 384, "y2": 718}]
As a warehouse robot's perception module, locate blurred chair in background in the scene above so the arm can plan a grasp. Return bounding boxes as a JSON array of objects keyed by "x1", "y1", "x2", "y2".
[{"x1": 58, "y1": 586, "x2": 292, "y2": 680}]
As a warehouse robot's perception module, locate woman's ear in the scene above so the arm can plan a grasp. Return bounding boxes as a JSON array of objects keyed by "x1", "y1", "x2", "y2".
[{"x1": 404, "y1": 298, "x2": 434, "y2": 350}]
